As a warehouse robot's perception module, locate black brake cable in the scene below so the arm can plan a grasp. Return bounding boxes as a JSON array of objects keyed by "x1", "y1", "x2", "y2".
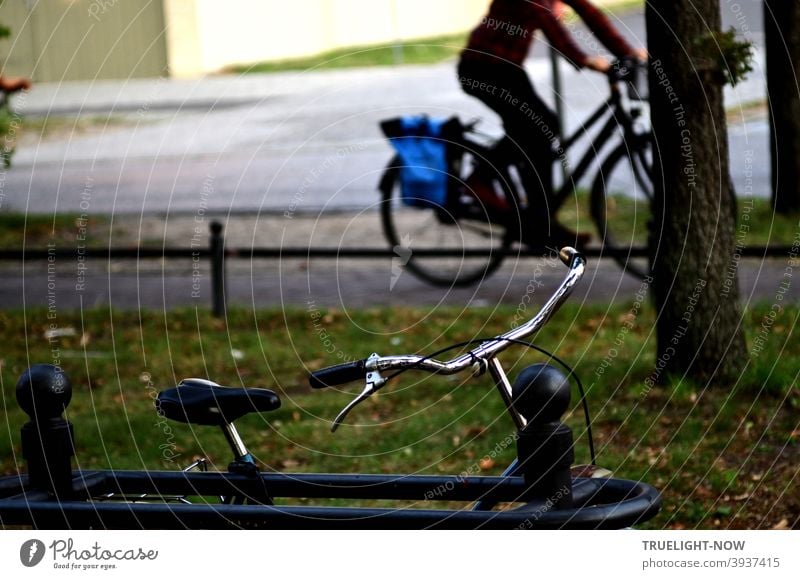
[{"x1": 379, "y1": 336, "x2": 596, "y2": 465}]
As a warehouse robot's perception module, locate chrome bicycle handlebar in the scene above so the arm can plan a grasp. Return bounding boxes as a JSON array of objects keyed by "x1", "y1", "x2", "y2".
[
  {"x1": 312, "y1": 247, "x2": 586, "y2": 431},
  {"x1": 369, "y1": 247, "x2": 584, "y2": 376}
]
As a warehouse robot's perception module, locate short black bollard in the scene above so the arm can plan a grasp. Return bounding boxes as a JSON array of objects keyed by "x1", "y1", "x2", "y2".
[
  {"x1": 16, "y1": 364, "x2": 75, "y2": 498},
  {"x1": 512, "y1": 363, "x2": 574, "y2": 509},
  {"x1": 210, "y1": 221, "x2": 226, "y2": 318}
]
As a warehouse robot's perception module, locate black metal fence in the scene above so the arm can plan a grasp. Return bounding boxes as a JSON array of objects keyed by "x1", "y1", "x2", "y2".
[{"x1": 0, "y1": 221, "x2": 793, "y2": 317}]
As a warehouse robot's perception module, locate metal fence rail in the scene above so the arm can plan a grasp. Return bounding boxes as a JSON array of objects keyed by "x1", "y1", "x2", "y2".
[{"x1": 0, "y1": 221, "x2": 794, "y2": 317}]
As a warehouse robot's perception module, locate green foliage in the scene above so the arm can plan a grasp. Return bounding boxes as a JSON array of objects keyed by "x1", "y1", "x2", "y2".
[
  {"x1": 693, "y1": 27, "x2": 754, "y2": 87},
  {"x1": 0, "y1": 104, "x2": 18, "y2": 167}
]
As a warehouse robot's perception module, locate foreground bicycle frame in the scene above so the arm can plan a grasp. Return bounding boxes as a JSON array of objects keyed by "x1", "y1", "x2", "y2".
[
  {"x1": 0, "y1": 249, "x2": 661, "y2": 529},
  {"x1": 0, "y1": 470, "x2": 659, "y2": 529}
]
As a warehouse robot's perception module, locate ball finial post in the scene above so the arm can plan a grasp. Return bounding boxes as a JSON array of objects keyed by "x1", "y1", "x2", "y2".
[{"x1": 16, "y1": 365, "x2": 75, "y2": 497}]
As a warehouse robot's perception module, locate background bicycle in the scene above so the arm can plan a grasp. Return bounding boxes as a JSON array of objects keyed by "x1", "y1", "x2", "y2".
[{"x1": 379, "y1": 58, "x2": 653, "y2": 286}]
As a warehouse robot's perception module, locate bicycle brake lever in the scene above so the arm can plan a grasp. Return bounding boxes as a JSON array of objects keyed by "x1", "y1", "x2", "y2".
[{"x1": 331, "y1": 354, "x2": 386, "y2": 432}]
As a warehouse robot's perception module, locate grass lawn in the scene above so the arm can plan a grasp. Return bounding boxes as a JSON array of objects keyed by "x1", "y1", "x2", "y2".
[
  {"x1": 557, "y1": 195, "x2": 800, "y2": 248},
  {"x1": 19, "y1": 114, "x2": 134, "y2": 140},
  {"x1": 1, "y1": 303, "x2": 797, "y2": 529},
  {"x1": 0, "y1": 213, "x2": 113, "y2": 250},
  {"x1": 229, "y1": 33, "x2": 468, "y2": 74},
  {"x1": 227, "y1": 2, "x2": 645, "y2": 74},
  {"x1": 2, "y1": 196, "x2": 797, "y2": 252}
]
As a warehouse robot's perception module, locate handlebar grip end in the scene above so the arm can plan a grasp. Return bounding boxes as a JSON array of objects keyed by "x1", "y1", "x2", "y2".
[
  {"x1": 309, "y1": 360, "x2": 367, "y2": 389},
  {"x1": 558, "y1": 247, "x2": 581, "y2": 267}
]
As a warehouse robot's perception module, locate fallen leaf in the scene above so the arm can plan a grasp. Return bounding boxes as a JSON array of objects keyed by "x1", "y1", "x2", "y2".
[
  {"x1": 44, "y1": 327, "x2": 76, "y2": 339},
  {"x1": 772, "y1": 519, "x2": 789, "y2": 530},
  {"x1": 305, "y1": 358, "x2": 325, "y2": 371},
  {"x1": 695, "y1": 486, "x2": 714, "y2": 499},
  {"x1": 465, "y1": 425, "x2": 488, "y2": 438}
]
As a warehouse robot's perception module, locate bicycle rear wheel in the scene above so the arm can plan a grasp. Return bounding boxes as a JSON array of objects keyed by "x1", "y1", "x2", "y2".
[
  {"x1": 590, "y1": 135, "x2": 654, "y2": 279},
  {"x1": 380, "y1": 152, "x2": 515, "y2": 288}
]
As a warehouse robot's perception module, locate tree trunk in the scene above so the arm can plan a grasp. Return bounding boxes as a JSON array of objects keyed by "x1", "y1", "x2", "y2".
[
  {"x1": 644, "y1": 0, "x2": 748, "y2": 384},
  {"x1": 764, "y1": 0, "x2": 800, "y2": 214}
]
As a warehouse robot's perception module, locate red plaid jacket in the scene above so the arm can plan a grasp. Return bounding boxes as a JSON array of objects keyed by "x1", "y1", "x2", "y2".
[{"x1": 462, "y1": 0, "x2": 635, "y2": 67}]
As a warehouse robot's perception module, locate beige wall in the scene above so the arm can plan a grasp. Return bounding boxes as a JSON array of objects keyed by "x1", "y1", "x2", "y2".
[
  {"x1": 1, "y1": 0, "x2": 638, "y2": 81},
  {"x1": 164, "y1": 0, "x2": 491, "y2": 77},
  {"x1": 0, "y1": 0, "x2": 168, "y2": 82}
]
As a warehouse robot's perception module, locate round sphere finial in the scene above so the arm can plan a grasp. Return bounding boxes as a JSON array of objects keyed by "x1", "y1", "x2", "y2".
[
  {"x1": 511, "y1": 363, "x2": 570, "y2": 424},
  {"x1": 16, "y1": 364, "x2": 72, "y2": 420}
]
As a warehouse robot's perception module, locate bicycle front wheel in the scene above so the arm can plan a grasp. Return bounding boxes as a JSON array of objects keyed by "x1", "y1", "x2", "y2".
[
  {"x1": 590, "y1": 135, "x2": 654, "y2": 279},
  {"x1": 380, "y1": 159, "x2": 512, "y2": 288}
]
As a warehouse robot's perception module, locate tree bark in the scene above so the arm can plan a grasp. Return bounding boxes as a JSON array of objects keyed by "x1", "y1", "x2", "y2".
[
  {"x1": 764, "y1": 0, "x2": 800, "y2": 214},
  {"x1": 644, "y1": 0, "x2": 748, "y2": 384}
]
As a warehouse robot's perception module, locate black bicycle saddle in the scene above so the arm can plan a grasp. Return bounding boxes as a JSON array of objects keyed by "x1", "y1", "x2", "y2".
[{"x1": 157, "y1": 379, "x2": 281, "y2": 426}]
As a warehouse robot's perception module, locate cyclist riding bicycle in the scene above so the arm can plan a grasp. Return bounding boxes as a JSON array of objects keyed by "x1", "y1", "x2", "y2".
[{"x1": 458, "y1": 0, "x2": 646, "y2": 248}]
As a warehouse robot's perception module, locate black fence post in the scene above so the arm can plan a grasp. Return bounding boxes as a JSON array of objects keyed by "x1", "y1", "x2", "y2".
[
  {"x1": 210, "y1": 221, "x2": 226, "y2": 318},
  {"x1": 16, "y1": 365, "x2": 75, "y2": 498}
]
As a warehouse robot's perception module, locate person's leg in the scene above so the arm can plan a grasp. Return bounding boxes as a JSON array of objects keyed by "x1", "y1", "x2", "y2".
[
  {"x1": 458, "y1": 59, "x2": 557, "y2": 228},
  {"x1": 458, "y1": 58, "x2": 589, "y2": 247}
]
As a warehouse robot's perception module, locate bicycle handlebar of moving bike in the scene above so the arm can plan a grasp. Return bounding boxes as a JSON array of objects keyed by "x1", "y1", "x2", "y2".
[
  {"x1": 309, "y1": 247, "x2": 586, "y2": 430},
  {"x1": 607, "y1": 57, "x2": 648, "y2": 100}
]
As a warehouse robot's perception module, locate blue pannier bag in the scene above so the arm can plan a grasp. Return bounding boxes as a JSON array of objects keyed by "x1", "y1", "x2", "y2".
[{"x1": 382, "y1": 116, "x2": 448, "y2": 208}]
